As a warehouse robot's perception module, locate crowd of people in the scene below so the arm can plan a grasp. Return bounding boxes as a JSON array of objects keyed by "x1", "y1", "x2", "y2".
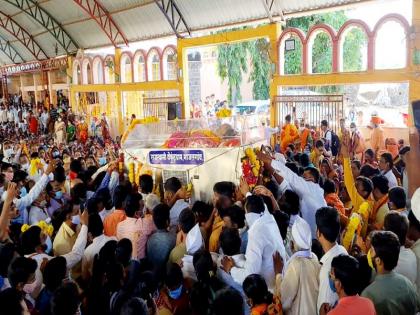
[{"x1": 0, "y1": 95, "x2": 419, "y2": 315}]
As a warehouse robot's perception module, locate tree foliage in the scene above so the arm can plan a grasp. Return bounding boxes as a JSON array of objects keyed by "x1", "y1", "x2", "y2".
[
  {"x1": 217, "y1": 42, "x2": 249, "y2": 104},
  {"x1": 217, "y1": 11, "x2": 366, "y2": 101}
]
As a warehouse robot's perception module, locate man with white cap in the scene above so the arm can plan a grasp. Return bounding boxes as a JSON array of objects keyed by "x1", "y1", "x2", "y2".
[
  {"x1": 274, "y1": 216, "x2": 321, "y2": 315},
  {"x1": 408, "y1": 187, "x2": 420, "y2": 296}
]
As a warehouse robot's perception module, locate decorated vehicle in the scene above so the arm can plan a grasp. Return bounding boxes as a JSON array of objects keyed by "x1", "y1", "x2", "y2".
[{"x1": 121, "y1": 114, "x2": 272, "y2": 202}]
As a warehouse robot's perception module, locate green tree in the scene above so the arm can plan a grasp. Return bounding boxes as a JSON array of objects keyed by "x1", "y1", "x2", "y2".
[
  {"x1": 218, "y1": 38, "x2": 271, "y2": 103},
  {"x1": 248, "y1": 39, "x2": 271, "y2": 100},
  {"x1": 217, "y1": 42, "x2": 249, "y2": 104}
]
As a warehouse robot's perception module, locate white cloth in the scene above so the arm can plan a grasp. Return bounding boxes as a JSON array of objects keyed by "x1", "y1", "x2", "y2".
[
  {"x1": 394, "y1": 246, "x2": 418, "y2": 284},
  {"x1": 169, "y1": 199, "x2": 189, "y2": 227},
  {"x1": 317, "y1": 243, "x2": 347, "y2": 314},
  {"x1": 145, "y1": 193, "x2": 160, "y2": 211},
  {"x1": 280, "y1": 254, "x2": 320, "y2": 315},
  {"x1": 82, "y1": 234, "x2": 117, "y2": 276},
  {"x1": 382, "y1": 170, "x2": 398, "y2": 189},
  {"x1": 411, "y1": 239, "x2": 420, "y2": 297},
  {"x1": 272, "y1": 159, "x2": 327, "y2": 238},
  {"x1": 230, "y1": 210, "x2": 288, "y2": 292},
  {"x1": 291, "y1": 216, "x2": 312, "y2": 250},
  {"x1": 2, "y1": 173, "x2": 50, "y2": 224},
  {"x1": 28, "y1": 206, "x2": 48, "y2": 225},
  {"x1": 411, "y1": 188, "x2": 420, "y2": 221},
  {"x1": 99, "y1": 208, "x2": 114, "y2": 222},
  {"x1": 186, "y1": 223, "x2": 203, "y2": 254}
]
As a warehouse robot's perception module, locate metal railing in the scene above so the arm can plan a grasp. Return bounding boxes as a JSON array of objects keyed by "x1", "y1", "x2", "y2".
[
  {"x1": 142, "y1": 96, "x2": 181, "y2": 120},
  {"x1": 274, "y1": 94, "x2": 344, "y2": 132}
]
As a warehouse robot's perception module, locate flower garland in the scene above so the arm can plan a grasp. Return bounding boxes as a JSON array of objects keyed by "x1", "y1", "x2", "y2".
[
  {"x1": 29, "y1": 158, "x2": 43, "y2": 177},
  {"x1": 241, "y1": 147, "x2": 261, "y2": 188},
  {"x1": 128, "y1": 161, "x2": 135, "y2": 184},
  {"x1": 216, "y1": 108, "x2": 232, "y2": 118},
  {"x1": 121, "y1": 116, "x2": 159, "y2": 144},
  {"x1": 342, "y1": 213, "x2": 361, "y2": 251},
  {"x1": 21, "y1": 220, "x2": 54, "y2": 237}
]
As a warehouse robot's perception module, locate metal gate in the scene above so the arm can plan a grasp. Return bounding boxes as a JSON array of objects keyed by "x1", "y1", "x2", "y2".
[
  {"x1": 142, "y1": 96, "x2": 181, "y2": 120},
  {"x1": 274, "y1": 95, "x2": 344, "y2": 132}
]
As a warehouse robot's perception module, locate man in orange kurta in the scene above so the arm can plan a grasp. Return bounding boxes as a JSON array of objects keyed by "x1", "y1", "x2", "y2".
[
  {"x1": 280, "y1": 114, "x2": 299, "y2": 153},
  {"x1": 370, "y1": 116, "x2": 385, "y2": 158}
]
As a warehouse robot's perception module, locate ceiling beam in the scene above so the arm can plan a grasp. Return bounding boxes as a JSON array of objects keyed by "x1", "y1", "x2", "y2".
[
  {"x1": 0, "y1": 10, "x2": 48, "y2": 60},
  {"x1": 3, "y1": 0, "x2": 78, "y2": 53},
  {"x1": 0, "y1": 34, "x2": 25, "y2": 64},
  {"x1": 154, "y1": 0, "x2": 191, "y2": 38},
  {"x1": 72, "y1": 0, "x2": 129, "y2": 47},
  {"x1": 261, "y1": 0, "x2": 284, "y2": 23}
]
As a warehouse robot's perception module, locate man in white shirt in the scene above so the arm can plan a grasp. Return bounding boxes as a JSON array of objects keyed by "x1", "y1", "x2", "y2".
[
  {"x1": 259, "y1": 151, "x2": 326, "y2": 238},
  {"x1": 0, "y1": 105, "x2": 5, "y2": 124},
  {"x1": 40, "y1": 108, "x2": 49, "y2": 133},
  {"x1": 384, "y1": 211, "x2": 417, "y2": 284},
  {"x1": 82, "y1": 213, "x2": 117, "y2": 279},
  {"x1": 3, "y1": 161, "x2": 56, "y2": 225},
  {"x1": 315, "y1": 206, "x2": 347, "y2": 314},
  {"x1": 222, "y1": 195, "x2": 287, "y2": 292},
  {"x1": 379, "y1": 152, "x2": 398, "y2": 188}
]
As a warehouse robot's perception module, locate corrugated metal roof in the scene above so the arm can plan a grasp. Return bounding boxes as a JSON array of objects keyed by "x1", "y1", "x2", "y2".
[{"x1": 0, "y1": 0, "x2": 366, "y2": 65}]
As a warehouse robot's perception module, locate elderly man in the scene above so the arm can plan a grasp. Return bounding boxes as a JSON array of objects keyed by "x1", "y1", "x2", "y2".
[{"x1": 274, "y1": 216, "x2": 321, "y2": 315}]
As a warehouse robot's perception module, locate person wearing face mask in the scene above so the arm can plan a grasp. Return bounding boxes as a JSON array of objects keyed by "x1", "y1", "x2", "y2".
[
  {"x1": 1, "y1": 162, "x2": 15, "y2": 185},
  {"x1": 21, "y1": 210, "x2": 89, "y2": 301},
  {"x1": 362, "y1": 231, "x2": 419, "y2": 315},
  {"x1": 156, "y1": 263, "x2": 191, "y2": 315},
  {"x1": 2, "y1": 161, "x2": 56, "y2": 225},
  {"x1": 257, "y1": 149, "x2": 327, "y2": 238},
  {"x1": 222, "y1": 195, "x2": 287, "y2": 292},
  {"x1": 320, "y1": 254, "x2": 375, "y2": 315},
  {"x1": 53, "y1": 203, "x2": 81, "y2": 257},
  {"x1": 54, "y1": 115, "x2": 66, "y2": 146},
  {"x1": 315, "y1": 207, "x2": 347, "y2": 315},
  {"x1": 349, "y1": 122, "x2": 365, "y2": 161}
]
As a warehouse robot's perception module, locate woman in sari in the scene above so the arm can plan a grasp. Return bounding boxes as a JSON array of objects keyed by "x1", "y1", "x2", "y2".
[
  {"x1": 54, "y1": 115, "x2": 66, "y2": 145},
  {"x1": 77, "y1": 117, "x2": 89, "y2": 145},
  {"x1": 66, "y1": 120, "x2": 76, "y2": 143}
]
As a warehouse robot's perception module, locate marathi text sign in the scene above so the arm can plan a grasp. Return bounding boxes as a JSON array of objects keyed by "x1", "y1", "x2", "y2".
[{"x1": 149, "y1": 150, "x2": 204, "y2": 165}]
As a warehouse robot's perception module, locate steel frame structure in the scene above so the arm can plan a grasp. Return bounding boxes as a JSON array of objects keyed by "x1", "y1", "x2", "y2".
[
  {"x1": 154, "y1": 0, "x2": 191, "y2": 38},
  {"x1": 260, "y1": 0, "x2": 284, "y2": 23},
  {"x1": 4, "y1": 0, "x2": 79, "y2": 53},
  {"x1": 0, "y1": 10, "x2": 48, "y2": 60},
  {"x1": 0, "y1": 34, "x2": 25, "y2": 63},
  {"x1": 73, "y1": 0, "x2": 129, "y2": 47}
]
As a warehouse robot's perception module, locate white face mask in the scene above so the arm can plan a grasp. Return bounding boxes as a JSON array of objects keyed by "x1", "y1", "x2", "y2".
[
  {"x1": 245, "y1": 212, "x2": 262, "y2": 229},
  {"x1": 350, "y1": 127, "x2": 356, "y2": 132},
  {"x1": 39, "y1": 200, "x2": 47, "y2": 208},
  {"x1": 71, "y1": 215, "x2": 80, "y2": 225}
]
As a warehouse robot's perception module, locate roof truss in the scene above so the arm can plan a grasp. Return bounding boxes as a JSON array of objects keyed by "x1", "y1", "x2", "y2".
[
  {"x1": 154, "y1": 0, "x2": 191, "y2": 38},
  {"x1": 0, "y1": 10, "x2": 48, "y2": 60},
  {"x1": 0, "y1": 34, "x2": 25, "y2": 63},
  {"x1": 73, "y1": 0, "x2": 129, "y2": 47},
  {"x1": 4, "y1": 0, "x2": 79, "y2": 53}
]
